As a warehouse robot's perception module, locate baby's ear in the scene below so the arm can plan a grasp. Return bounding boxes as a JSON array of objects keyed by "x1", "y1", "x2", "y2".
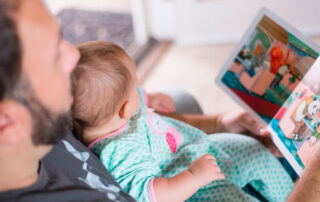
[{"x1": 119, "y1": 101, "x2": 131, "y2": 120}]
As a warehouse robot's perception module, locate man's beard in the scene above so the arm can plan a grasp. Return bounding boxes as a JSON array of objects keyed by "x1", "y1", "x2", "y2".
[
  {"x1": 27, "y1": 97, "x2": 72, "y2": 145},
  {"x1": 13, "y1": 78, "x2": 72, "y2": 145}
]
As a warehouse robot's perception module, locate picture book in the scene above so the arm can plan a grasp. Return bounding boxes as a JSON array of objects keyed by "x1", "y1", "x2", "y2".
[{"x1": 216, "y1": 8, "x2": 320, "y2": 176}]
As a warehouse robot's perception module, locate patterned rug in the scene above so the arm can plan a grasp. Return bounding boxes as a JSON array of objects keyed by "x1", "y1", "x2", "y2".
[{"x1": 56, "y1": 9, "x2": 153, "y2": 65}]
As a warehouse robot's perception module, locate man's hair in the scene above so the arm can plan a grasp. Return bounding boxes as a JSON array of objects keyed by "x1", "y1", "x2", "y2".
[
  {"x1": 72, "y1": 41, "x2": 132, "y2": 127},
  {"x1": 0, "y1": 0, "x2": 21, "y2": 101},
  {"x1": 0, "y1": 1, "x2": 72, "y2": 145}
]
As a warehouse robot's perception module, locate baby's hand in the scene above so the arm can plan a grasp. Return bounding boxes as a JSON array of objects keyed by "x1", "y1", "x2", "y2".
[
  {"x1": 188, "y1": 154, "x2": 225, "y2": 187},
  {"x1": 148, "y1": 92, "x2": 175, "y2": 114}
]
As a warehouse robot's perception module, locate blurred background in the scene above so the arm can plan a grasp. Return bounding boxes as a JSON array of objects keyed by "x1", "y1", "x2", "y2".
[{"x1": 45, "y1": 0, "x2": 320, "y2": 115}]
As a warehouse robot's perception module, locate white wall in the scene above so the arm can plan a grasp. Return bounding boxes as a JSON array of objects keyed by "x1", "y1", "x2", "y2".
[
  {"x1": 45, "y1": 0, "x2": 131, "y2": 15},
  {"x1": 145, "y1": 0, "x2": 177, "y2": 40},
  {"x1": 131, "y1": 0, "x2": 148, "y2": 45},
  {"x1": 143, "y1": 0, "x2": 320, "y2": 45}
]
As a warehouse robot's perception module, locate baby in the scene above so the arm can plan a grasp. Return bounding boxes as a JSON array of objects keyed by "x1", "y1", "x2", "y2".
[{"x1": 72, "y1": 41, "x2": 293, "y2": 201}]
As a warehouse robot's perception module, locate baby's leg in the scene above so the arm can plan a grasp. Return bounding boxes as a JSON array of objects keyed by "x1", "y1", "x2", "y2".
[{"x1": 208, "y1": 133, "x2": 294, "y2": 202}]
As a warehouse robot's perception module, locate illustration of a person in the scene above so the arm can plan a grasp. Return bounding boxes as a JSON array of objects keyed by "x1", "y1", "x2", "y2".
[{"x1": 291, "y1": 97, "x2": 320, "y2": 141}]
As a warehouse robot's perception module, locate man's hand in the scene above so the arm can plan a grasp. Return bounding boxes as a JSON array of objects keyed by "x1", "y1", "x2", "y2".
[
  {"x1": 159, "y1": 109, "x2": 282, "y2": 156},
  {"x1": 217, "y1": 109, "x2": 268, "y2": 136},
  {"x1": 217, "y1": 109, "x2": 282, "y2": 156},
  {"x1": 188, "y1": 154, "x2": 225, "y2": 187},
  {"x1": 148, "y1": 92, "x2": 175, "y2": 114}
]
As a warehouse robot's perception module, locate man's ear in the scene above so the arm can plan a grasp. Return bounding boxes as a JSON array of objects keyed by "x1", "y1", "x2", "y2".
[
  {"x1": 0, "y1": 101, "x2": 30, "y2": 144},
  {"x1": 0, "y1": 105, "x2": 15, "y2": 144},
  {"x1": 0, "y1": 113, "x2": 11, "y2": 131},
  {"x1": 119, "y1": 101, "x2": 131, "y2": 120}
]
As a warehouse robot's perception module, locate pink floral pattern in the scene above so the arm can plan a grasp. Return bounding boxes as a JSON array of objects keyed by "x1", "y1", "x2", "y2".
[{"x1": 147, "y1": 109, "x2": 183, "y2": 153}]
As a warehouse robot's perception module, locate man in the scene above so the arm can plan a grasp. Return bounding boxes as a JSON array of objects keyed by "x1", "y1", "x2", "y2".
[
  {"x1": 287, "y1": 141, "x2": 320, "y2": 202},
  {"x1": 0, "y1": 0, "x2": 315, "y2": 201},
  {"x1": 0, "y1": 0, "x2": 134, "y2": 201}
]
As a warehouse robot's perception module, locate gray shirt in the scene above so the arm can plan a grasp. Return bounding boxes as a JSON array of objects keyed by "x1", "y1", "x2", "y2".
[{"x1": 0, "y1": 134, "x2": 135, "y2": 202}]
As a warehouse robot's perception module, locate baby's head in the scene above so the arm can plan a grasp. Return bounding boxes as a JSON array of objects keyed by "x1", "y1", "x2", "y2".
[{"x1": 72, "y1": 41, "x2": 140, "y2": 131}]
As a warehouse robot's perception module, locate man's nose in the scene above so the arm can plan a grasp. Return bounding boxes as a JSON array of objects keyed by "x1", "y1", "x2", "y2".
[{"x1": 63, "y1": 41, "x2": 80, "y2": 74}]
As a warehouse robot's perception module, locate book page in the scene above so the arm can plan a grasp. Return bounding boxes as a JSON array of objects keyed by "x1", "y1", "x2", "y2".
[
  {"x1": 220, "y1": 15, "x2": 318, "y2": 124},
  {"x1": 270, "y1": 58, "x2": 320, "y2": 173}
]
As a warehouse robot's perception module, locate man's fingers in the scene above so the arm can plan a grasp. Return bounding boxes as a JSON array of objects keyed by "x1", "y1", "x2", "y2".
[
  {"x1": 149, "y1": 93, "x2": 175, "y2": 113},
  {"x1": 162, "y1": 97, "x2": 175, "y2": 111},
  {"x1": 259, "y1": 136, "x2": 283, "y2": 157},
  {"x1": 239, "y1": 113, "x2": 266, "y2": 136},
  {"x1": 269, "y1": 143, "x2": 283, "y2": 157},
  {"x1": 159, "y1": 102, "x2": 175, "y2": 113},
  {"x1": 259, "y1": 128, "x2": 271, "y2": 137},
  {"x1": 161, "y1": 94, "x2": 175, "y2": 111}
]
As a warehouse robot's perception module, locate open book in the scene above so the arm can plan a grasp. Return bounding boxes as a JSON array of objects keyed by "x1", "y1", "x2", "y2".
[{"x1": 216, "y1": 8, "x2": 320, "y2": 176}]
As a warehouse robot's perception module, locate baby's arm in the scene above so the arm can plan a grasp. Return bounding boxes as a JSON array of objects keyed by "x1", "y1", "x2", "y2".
[
  {"x1": 153, "y1": 154, "x2": 225, "y2": 202},
  {"x1": 147, "y1": 92, "x2": 175, "y2": 114}
]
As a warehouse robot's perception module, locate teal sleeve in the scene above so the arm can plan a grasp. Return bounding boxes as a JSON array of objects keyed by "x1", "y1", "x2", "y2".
[
  {"x1": 100, "y1": 137, "x2": 162, "y2": 202},
  {"x1": 137, "y1": 86, "x2": 148, "y2": 108}
]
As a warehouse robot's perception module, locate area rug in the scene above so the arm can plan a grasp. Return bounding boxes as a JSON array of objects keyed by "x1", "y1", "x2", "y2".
[{"x1": 56, "y1": 9, "x2": 157, "y2": 65}]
